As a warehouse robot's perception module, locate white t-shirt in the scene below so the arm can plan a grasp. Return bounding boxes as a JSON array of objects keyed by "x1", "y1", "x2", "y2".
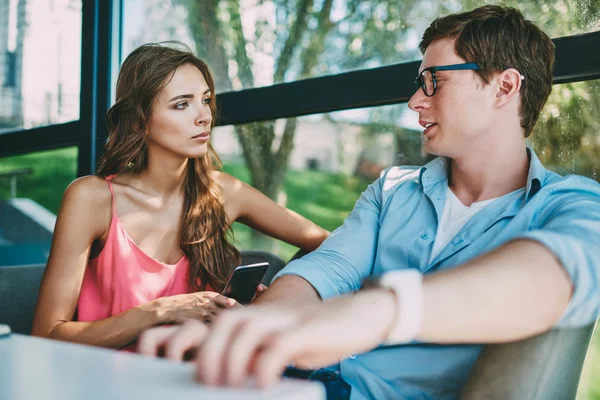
[{"x1": 428, "y1": 189, "x2": 498, "y2": 264}]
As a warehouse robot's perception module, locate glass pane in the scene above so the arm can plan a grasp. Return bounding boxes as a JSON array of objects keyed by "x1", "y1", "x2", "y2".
[
  {"x1": 209, "y1": 102, "x2": 426, "y2": 260},
  {"x1": 122, "y1": 0, "x2": 599, "y2": 93},
  {"x1": 212, "y1": 81, "x2": 600, "y2": 257},
  {"x1": 530, "y1": 80, "x2": 600, "y2": 181},
  {"x1": 578, "y1": 325, "x2": 600, "y2": 400},
  {"x1": 532, "y1": 80, "x2": 600, "y2": 400},
  {"x1": 0, "y1": 0, "x2": 82, "y2": 134},
  {"x1": 0, "y1": 147, "x2": 77, "y2": 266}
]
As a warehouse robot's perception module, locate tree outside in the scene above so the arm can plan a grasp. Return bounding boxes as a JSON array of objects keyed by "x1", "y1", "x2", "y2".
[{"x1": 123, "y1": 0, "x2": 600, "y2": 251}]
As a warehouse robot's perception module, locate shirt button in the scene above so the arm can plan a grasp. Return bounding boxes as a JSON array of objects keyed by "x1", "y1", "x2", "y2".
[
  {"x1": 421, "y1": 232, "x2": 430, "y2": 240},
  {"x1": 348, "y1": 354, "x2": 356, "y2": 360}
]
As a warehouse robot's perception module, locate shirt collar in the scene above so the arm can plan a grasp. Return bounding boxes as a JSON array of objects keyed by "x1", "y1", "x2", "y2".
[
  {"x1": 419, "y1": 146, "x2": 546, "y2": 199},
  {"x1": 419, "y1": 156, "x2": 449, "y2": 188},
  {"x1": 524, "y1": 147, "x2": 545, "y2": 199}
]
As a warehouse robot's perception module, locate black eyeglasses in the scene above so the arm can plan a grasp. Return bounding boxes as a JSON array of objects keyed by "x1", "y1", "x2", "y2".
[{"x1": 414, "y1": 62, "x2": 481, "y2": 97}]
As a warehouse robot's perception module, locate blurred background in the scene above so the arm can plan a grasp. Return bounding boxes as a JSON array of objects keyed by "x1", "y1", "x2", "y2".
[{"x1": 0, "y1": 1, "x2": 599, "y2": 397}]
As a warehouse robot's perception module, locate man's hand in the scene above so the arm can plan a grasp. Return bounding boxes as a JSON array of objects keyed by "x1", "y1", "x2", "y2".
[
  {"x1": 196, "y1": 289, "x2": 397, "y2": 388},
  {"x1": 138, "y1": 319, "x2": 210, "y2": 360}
]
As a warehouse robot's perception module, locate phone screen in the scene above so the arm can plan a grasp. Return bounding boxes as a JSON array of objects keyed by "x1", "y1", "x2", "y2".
[{"x1": 221, "y1": 262, "x2": 269, "y2": 304}]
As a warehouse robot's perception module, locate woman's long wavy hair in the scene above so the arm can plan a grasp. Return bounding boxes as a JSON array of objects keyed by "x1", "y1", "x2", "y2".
[{"x1": 97, "y1": 42, "x2": 240, "y2": 291}]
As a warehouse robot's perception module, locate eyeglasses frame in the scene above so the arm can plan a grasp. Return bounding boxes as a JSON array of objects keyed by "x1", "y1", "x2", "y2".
[
  {"x1": 414, "y1": 62, "x2": 527, "y2": 97},
  {"x1": 414, "y1": 62, "x2": 481, "y2": 97}
]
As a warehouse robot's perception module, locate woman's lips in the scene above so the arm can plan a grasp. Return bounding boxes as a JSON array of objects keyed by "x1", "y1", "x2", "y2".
[{"x1": 192, "y1": 132, "x2": 210, "y2": 142}]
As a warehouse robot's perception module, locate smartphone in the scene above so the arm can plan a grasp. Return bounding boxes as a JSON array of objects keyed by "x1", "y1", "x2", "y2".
[{"x1": 221, "y1": 262, "x2": 269, "y2": 305}]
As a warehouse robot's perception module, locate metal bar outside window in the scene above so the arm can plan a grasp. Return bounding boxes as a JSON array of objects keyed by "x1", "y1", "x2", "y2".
[
  {"x1": 0, "y1": 13, "x2": 599, "y2": 162},
  {"x1": 216, "y1": 30, "x2": 600, "y2": 126}
]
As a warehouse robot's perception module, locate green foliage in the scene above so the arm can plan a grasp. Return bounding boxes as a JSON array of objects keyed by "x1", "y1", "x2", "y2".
[
  {"x1": 532, "y1": 81, "x2": 600, "y2": 181},
  {"x1": 0, "y1": 148, "x2": 77, "y2": 214},
  {"x1": 222, "y1": 161, "x2": 370, "y2": 260},
  {"x1": 459, "y1": 0, "x2": 600, "y2": 36},
  {"x1": 0, "y1": 148, "x2": 367, "y2": 258},
  {"x1": 578, "y1": 325, "x2": 600, "y2": 400}
]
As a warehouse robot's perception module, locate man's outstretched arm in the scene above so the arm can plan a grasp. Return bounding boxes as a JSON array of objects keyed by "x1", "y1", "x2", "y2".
[
  {"x1": 419, "y1": 239, "x2": 572, "y2": 343},
  {"x1": 252, "y1": 239, "x2": 571, "y2": 344},
  {"x1": 420, "y1": 184, "x2": 600, "y2": 342},
  {"x1": 189, "y1": 238, "x2": 581, "y2": 388}
]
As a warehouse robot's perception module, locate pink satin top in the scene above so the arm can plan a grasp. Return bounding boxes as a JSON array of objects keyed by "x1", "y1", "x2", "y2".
[{"x1": 77, "y1": 175, "x2": 192, "y2": 325}]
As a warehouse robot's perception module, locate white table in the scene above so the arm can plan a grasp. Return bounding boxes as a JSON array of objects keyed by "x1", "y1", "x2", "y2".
[{"x1": 0, "y1": 334, "x2": 325, "y2": 400}]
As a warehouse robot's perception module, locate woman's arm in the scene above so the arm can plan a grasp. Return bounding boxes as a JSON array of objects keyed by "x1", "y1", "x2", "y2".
[
  {"x1": 32, "y1": 176, "x2": 237, "y2": 348},
  {"x1": 216, "y1": 172, "x2": 329, "y2": 252},
  {"x1": 31, "y1": 176, "x2": 156, "y2": 348},
  {"x1": 31, "y1": 177, "x2": 235, "y2": 348},
  {"x1": 42, "y1": 291, "x2": 236, "y2": 349}
]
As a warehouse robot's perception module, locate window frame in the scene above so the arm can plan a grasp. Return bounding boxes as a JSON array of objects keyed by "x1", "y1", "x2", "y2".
[
  {"x1": 216, "y1": 31, "x2": 600, "y2": 126},
  {"x1": 0, "y1": 2, "x2": 598, "y2": 177},
  {"x1": 0, "y1": 0, "x2": 116, "y2": 178}
]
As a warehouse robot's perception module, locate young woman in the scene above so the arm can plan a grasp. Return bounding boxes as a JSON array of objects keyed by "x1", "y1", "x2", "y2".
[{"x1": 31, "y1": 43, "x2": 329, "y2": 350}]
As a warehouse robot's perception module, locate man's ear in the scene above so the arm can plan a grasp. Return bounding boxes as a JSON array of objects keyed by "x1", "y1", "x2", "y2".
[{"x1": 495, "y1": 68, "x2": 524, "y2": 106}]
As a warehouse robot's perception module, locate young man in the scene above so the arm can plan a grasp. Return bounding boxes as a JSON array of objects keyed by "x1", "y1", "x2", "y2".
[{"x1": 139, "y1": 5, "x2": 600, "y2": 399}]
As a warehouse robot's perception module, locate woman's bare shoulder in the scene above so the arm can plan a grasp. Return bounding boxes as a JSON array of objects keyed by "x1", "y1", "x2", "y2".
[
  {"x1": 62, "y1": 175, "x2": 111, "y2": 209},
  {"x1": 53, "y1": 175, "x2": 112, "y2": 238},
  {"x1": 212, "y1": 170, "x2": 242, "y2": 196}
]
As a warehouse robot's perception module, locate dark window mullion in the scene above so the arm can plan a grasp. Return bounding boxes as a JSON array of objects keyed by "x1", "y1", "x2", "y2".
[
  {"x1": 1, "y1": 21, "x2": 599, "y2": 157},
  {"x1": 0, "y1": 122, "x2": 80, "y2": 158},
  {"x1": 78, "y1": 0, "x2": 112, "y2": 177},
  {"x1": 216, "y1": 30, "x2": 600, "y2": 126}
]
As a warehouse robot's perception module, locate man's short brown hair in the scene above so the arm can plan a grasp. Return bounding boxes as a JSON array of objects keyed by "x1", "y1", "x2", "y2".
[{"x1": 420, "y1": 5, "x2": 555, "y2": 137}]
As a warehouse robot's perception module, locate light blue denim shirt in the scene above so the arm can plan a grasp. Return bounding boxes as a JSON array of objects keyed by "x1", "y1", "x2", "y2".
[{"x1": 275, "y1": 148, "x2": 600, "y2": 400}]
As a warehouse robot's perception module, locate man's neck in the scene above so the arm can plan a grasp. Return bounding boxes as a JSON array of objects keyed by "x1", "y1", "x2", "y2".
[{"x1": 448, "y1": 140, "x2": 529, "y2": 206}]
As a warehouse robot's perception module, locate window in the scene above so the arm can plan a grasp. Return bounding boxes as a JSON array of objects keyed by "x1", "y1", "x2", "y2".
[
  {"x1": 211, "y1": 79, "x2": 600, "y2": 260},
  {"x1": 0, "y1": 0, "x2": 82, "y2": 134},
  {"x1": 531, "y1": 80, "x2": 600, "y2": 180},
  {"x1": 209, "y1": 103, "x2": 424, "y2": 259},
  {"x1": 122, "y1": 0, "x2": 598, "y2": 94},
  {"x1": 531, "y1": 79, "x2": 600, "y2": 400}
]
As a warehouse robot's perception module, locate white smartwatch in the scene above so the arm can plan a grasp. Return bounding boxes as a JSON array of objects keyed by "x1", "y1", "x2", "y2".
[{"x1": 363, "y1": 269, "x2": 424, "y2": 345}]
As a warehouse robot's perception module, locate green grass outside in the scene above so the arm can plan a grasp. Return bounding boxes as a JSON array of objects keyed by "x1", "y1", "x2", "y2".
[
  {"x1": 578, "y1": 326, "x2": 600, "y2": 400},
  {"x1": 0, "y1": 148, "x2": 368, "y2": 261},
  {"x1": 1, "y1": 147, "x2": 599, "y2": 398},
  {"x1": 221, "y1": 162, "x2": 369, "y2": 261},
  {"x1": 0, "y1": 147, "x2": 78, "y2": 213}
]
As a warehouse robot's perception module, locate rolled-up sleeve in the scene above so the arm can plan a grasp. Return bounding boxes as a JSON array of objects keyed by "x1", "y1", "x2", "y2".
[
  {"x1": 516, "y1": 177, "x2": 600, "y2": 328},
  {"x1": 273, "y1": 176, "x2": 384, "y2": 300}
]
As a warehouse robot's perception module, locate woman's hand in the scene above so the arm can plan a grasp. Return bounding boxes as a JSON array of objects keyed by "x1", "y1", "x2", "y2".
[
  {"x1": 147, "y1": 291, "x2": 241, "y2": 325},
  {"x1": 251, "y1": 284, "x2": 268, "y2": 302}
]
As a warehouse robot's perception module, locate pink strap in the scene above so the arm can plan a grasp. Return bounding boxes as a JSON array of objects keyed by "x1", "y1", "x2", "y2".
[{"x1": 105, "y1": 175, "x2": 117, "y2": 214}]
